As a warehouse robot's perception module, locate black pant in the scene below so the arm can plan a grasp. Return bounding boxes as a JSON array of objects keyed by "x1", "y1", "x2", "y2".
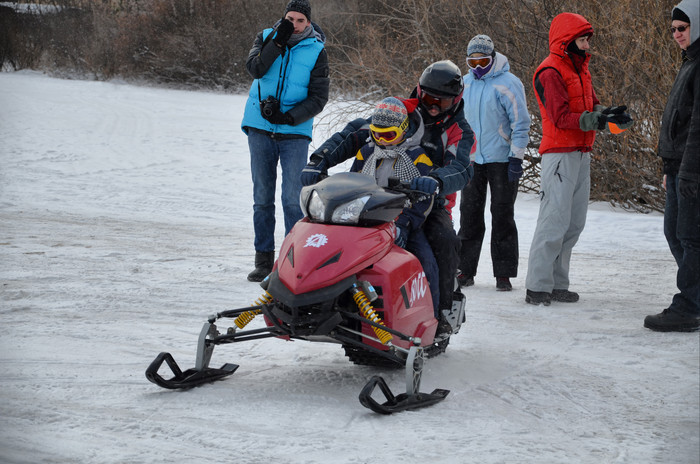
[
  {"x1": 458, "y1": 162, "x2": 519, "y2": 278},
  {"x1": 424, "y1": 207, "x2": 460, "y2": 310}
]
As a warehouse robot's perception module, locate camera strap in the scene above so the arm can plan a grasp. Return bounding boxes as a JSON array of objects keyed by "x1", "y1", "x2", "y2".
[{"x1": 258, "y1": 44, "x2": 291, "y2": 105}]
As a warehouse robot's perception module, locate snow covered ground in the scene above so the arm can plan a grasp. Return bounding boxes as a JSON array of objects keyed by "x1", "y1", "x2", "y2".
[{"x1": 0, "y1": 71, "x2": 698, "y2": 464}]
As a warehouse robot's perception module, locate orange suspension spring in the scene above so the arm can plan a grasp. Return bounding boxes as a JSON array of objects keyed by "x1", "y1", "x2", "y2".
[
  {"x1": 352, "y1": 289, "x2": 393, "y2": 345},
  {"x1": 234, "y1": 291, "x2": 273, "y2": 329}
]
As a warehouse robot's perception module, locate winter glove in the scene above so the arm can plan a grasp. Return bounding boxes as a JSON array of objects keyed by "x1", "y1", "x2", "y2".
[
  {"x1": 679, "y1": 178, "x2": 699, "y2": 199},
  {"x1": 410, "y1": 176, "x2": 440, "y2": 195},
  {"x1": 579, "y1": 111, "x2": 607, "y2": 131},
  {"x1": 605, "y1": 112, "x2": 634, "y2": 133},
  {"x1": 262, "y1": 107, "x2": 294, "y2": 126},
  {"x1": 508, "y1": 157, "x2": 523, "y2": 183},
  {"x1": 273, "y1": 19, "x2": 294, "y2": 49},
  {"x1": 600, "y1": 105, "x2": 627, "y2": 116},
  {"x1": 300, "y1": 154, "x2": 328, "y2": 186},
  {"x1": 394, "y1": 224, "x2": 409, "y2": 249}
]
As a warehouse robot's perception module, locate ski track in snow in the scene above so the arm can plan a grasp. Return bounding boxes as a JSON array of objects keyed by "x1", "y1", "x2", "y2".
[{"x1": 0, "y1": 71, "x2": 698, "y2": 464}]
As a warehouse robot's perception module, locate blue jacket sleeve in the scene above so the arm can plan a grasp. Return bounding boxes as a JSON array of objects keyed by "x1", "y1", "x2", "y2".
[
  {"x1": 313, "y1": 118, "x2": 370, "y2": 167},
  {"x1": 499, "y1": 73, "x2": 531, "y2": 160}
]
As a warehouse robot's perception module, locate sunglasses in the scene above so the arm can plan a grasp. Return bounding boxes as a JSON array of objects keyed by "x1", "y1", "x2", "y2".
[
  {"x1": 466, "y1": 55, "x2": 492, "y2": 69},
  {"x1": 418, "y1": 90, "x2": 460, "y2": 113},
  {"x1": 670, "y1": 25, "x2": 688, "y2": 33},
  {"x1": 370, "y1": 119, "x2": 408, "y2": 145}
]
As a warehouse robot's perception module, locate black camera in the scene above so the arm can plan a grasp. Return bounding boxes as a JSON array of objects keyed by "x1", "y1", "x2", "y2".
[{"x1": 260, "y1": 96, "x2": 280, "y2": 118}]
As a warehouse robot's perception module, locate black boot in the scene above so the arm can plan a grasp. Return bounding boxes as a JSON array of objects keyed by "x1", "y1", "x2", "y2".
[
  {"x1": 247, "y1": 251, "x2": 274, "y2": 282},
  {"x1": 644, "y1": 308, "x2": 700, "y2": 332},
  {"x1": 552, "y1": 289, "x2": 579, "y2": 302},
  {"x1": 525, "y1": 290, "x2": 552, "y2": 306},
  {"x1": 435, "y1": 314, "x2": 453, "y2": 338}
]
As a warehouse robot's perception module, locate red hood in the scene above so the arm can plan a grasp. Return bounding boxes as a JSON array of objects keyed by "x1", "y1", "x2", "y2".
[
  {"x1": 401, "y1": 97, "x2": 420, "y2": 113},
  {"x1": 548, "y1": 13, "x2": 594, "y2": 56}
]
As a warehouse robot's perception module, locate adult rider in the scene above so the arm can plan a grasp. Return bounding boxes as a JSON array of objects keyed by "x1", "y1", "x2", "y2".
[{"x1": 300, "y1": 60, "x2": 475, "y2": 334}]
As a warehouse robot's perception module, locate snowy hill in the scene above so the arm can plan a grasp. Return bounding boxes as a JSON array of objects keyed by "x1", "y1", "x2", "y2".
[{"x1": 0, "y1": 71, "x2": 698, "y2": 464}]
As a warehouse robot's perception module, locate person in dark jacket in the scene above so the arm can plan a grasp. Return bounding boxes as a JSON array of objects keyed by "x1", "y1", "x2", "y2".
[
  {"x1": 525, "y1": 12, "x2": 633, "y2": 306},
  {"x1": 241, "y1": 0, "x2": 330, "y2": 282},
  {"x1": 350, "y1": 97, "x2": 442, "y2": 326},
  {"x1": 300, "y1": 61, "x2": 474, "y2": 323},
  {"x1": 644, "y1": 0, "x2": 700, "y2": 332}
]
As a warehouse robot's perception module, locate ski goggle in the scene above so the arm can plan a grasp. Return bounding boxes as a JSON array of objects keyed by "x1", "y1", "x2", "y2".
[
  {"x1": 418, "y1": 90, "x2": 460, "y2": 113},
  {"x1": 466, "y1": 55, "x2": 492, "y2": 69},
  {"x1": 369, "y1": 118, "x2": 408, "y2": 145}
]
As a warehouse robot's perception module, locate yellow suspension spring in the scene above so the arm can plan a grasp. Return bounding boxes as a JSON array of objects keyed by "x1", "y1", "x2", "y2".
[
  {"x1": 352, "y1": 289, "x2": 393, "y2": 345},
  {"x1": 234, "y1": 291, "x2": 273, "y2": 329}
]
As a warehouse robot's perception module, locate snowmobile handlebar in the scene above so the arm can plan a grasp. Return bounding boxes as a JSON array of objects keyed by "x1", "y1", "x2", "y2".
[{"x1": 386, "y1": 177, "x2": 435, "y2": 205}]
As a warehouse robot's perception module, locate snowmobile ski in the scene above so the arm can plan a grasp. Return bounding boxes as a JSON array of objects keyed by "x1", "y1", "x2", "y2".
[
  {"x1": 145, "y1": 352, "x2": 238, "y2": 389},
  {"x1": 358, "y1": 375, "x2": 450, "y2": 414}
]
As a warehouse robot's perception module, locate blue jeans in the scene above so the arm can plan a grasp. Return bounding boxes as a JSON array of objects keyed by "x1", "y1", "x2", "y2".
[
  {"x1": 248, "y1": 130, "x2": 309, "y2": 253},
  {"x1": 664, "y1": 174, "x2": 700, "y2": 316},
  {"x1": 406, "y1": 228, "x2": 440, "y2": 318}
]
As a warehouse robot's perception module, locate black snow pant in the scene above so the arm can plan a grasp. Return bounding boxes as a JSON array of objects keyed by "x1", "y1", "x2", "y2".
[
  {"x1": 424, "y1": 206, "x2": 460, "y2": 311},
  {"x1": 458, "y1": 162, "x2": 519, "y2": 278}
]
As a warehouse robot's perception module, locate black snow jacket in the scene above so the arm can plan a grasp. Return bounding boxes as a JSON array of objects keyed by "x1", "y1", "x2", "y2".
[{"x1": 658, "y1": 14, "x2": 700, "y2": 184}]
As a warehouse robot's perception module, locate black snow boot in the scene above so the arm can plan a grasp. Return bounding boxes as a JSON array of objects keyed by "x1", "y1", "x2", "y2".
[
  {"x1": 247, "y1": 251, "x2": 274, "y2": 282},
  {"x1": 435, "y1": 314, "x2": 453, "y2": 338},
  {"x1": 552, "y1": 289, "x2": 579, "y2": 302},
  {"x1": 525, "y1": 290, "x2": 552, "y2": 306},
  {"x1": 644, "y1": 308, "x2": 700, "y2": 332},
  {"x1": 457, "y1": 274, "x2": 474, "y2": 287},
  {"x1": 496, "y1": 277, "x2": 512, "y2": 292}
]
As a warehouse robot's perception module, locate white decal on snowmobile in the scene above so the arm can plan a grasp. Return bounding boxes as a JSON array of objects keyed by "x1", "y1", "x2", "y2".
[
  {"x1": 304, "y1": 233, "x2": 328, "y2": 248},
  {"x1": 409, "y1": 271, "x2": 428, "y2": 306}
]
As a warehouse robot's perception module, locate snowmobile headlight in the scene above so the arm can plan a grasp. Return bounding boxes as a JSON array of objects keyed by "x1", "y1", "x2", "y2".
[
  {"x1": 307, "y1": 190, "x2": 326, "y2": 221},
  {"x1": 331, "y1": 195, "x2": 370, "y2": 224}
]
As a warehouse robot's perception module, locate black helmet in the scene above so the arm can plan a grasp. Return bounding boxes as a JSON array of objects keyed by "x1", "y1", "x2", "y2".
[
  {"x1": 418, "y1": 60, "x2": 464, "y2": 97},
  {"x1": 417, "y1": 60, "x2": 464, "y2": 113}
]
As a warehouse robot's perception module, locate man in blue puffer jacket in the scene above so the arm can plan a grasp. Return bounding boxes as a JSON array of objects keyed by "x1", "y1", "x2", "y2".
[
  {"x1": 241, "y1": 0, "x2": 329, "y2": 282},
  {"x1": 457, "y1": 35, "x2": 530, "y2": 292}
]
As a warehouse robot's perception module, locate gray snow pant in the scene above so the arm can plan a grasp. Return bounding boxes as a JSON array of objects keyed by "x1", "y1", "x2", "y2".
[{"x1": 525, "y1": 151, "x2": 590, "y2": 293}]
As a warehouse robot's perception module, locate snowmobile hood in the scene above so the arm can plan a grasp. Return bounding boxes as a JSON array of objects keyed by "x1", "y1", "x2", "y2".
[{"x1": 274, "y1": 220, "x2": 394, "y2": 296}]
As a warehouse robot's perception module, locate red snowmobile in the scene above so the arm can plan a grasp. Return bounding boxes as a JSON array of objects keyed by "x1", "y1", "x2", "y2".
[{"x1": 146, "y1": 172, "x2": 466, "y2": 414}]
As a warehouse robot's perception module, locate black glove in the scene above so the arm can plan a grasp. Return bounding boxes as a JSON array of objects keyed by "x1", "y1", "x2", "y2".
[
  {"x1": 300, "y1": 155, "x2": 327, "y2": 186},
  {"x1": 273, "y1": 19, "x2": 294, "y2": 49},
  {"x1": 262, "y1": 107, "x2": 294, "y2": 126},
  {"x1": 410, "y1": 176, "x2": 440, "y2": 195},
  {"x1": 679, "y1": 178, "x2": 699, "y2": 199},
  {"x1": 606, "y1": 112, "x2": 633, "y2": 128},
  {"x1": 601, "y1": 105, "x2": 627, "y2": 115},
  {"x1": 394, "y1": 224, "x2": 409, "y2": 248},
  {"x1": 508, "y1": 158, "x2": 523, "y2": 183}
]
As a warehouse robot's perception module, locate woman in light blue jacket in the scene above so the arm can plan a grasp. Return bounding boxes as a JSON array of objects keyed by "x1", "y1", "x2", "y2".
[{"x1": 457, "y1": 34, "x2": 530, "y2": 291}]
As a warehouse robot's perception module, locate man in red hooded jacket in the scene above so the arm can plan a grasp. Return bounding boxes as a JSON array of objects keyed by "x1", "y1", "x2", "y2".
[{"x1": 525, "y1": 12, "x2": 633, "y2": 306}]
